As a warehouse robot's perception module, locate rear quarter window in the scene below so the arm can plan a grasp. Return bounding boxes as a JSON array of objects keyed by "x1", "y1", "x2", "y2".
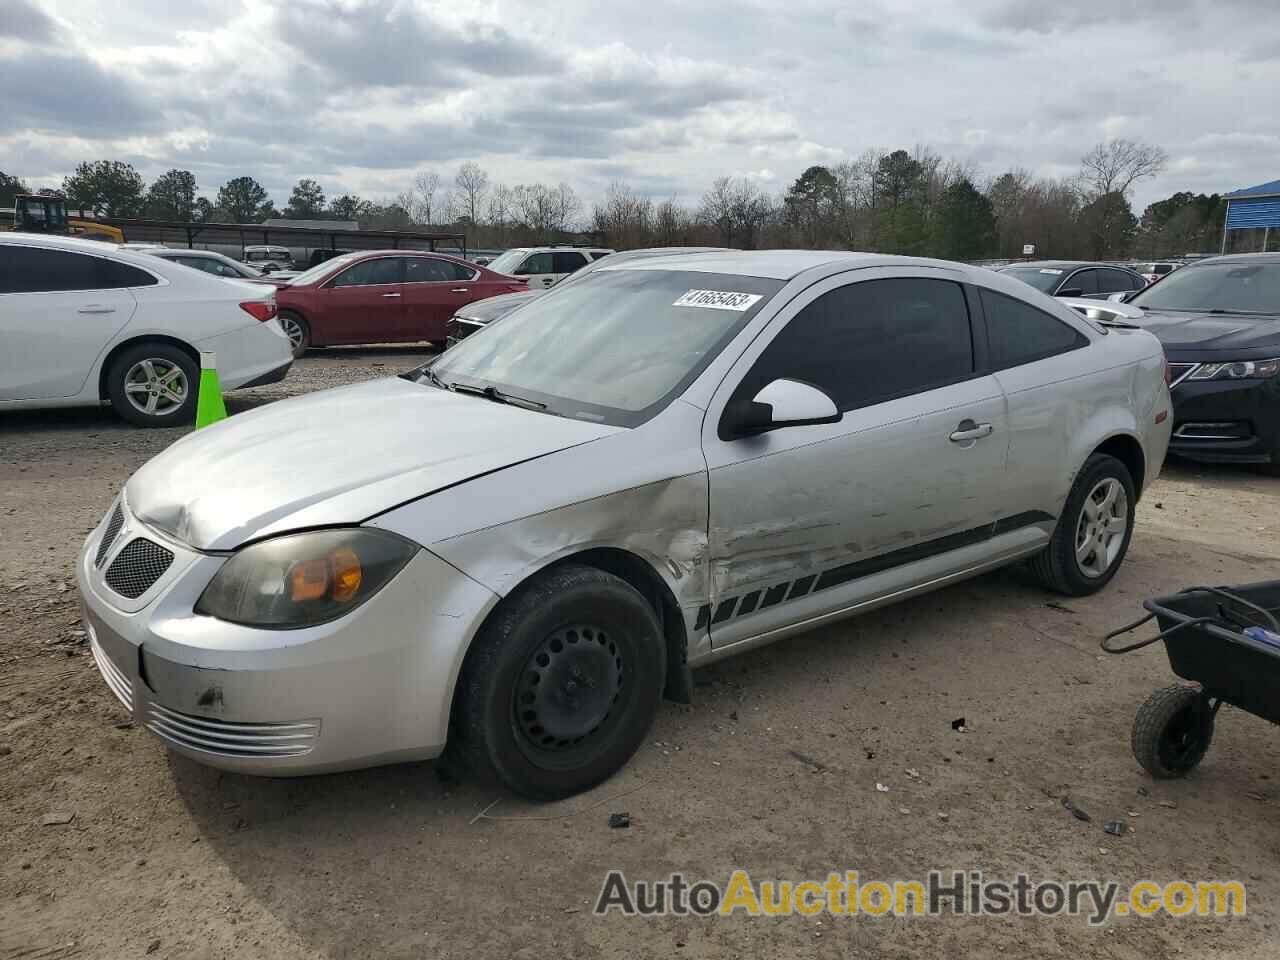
[{"x1": 979, "y1": 288, "x2": 1088, "y2": 369}]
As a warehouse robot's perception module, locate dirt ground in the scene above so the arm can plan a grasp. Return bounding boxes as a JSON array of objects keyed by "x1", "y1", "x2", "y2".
[{"x1": 2, "y1": 347, "x2": 1279, "y2": 960}]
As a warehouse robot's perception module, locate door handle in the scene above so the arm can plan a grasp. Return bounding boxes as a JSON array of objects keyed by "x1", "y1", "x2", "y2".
[
  {"x1": 381, "y1": 292, "x2": 401, "y2": 298},
  {"x1": 77, "y1": 305, "x2": 116, "y2": 314},
  {"x1": 450, "y1": 288, "x2": 469, "y2": 294},
  {"x1": 949, "y1": 420, "x2": 993, "y2": 443}
]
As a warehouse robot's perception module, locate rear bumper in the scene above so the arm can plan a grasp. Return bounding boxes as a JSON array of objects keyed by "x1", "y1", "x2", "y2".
[
  {"x1": 196, "y1": 322, "x2": 294, "y2": 391},
  {"x1": 236, "y1": 359, "x2": 292, "y2": 389},
  {"x1": 1168, "y1": 375, "x2": 1280, "y2": 463}
]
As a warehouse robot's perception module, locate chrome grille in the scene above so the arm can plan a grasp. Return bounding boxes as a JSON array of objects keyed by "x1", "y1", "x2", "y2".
[
  {"x1": 89, "y1": 629, "x2": 132, "y2": 712},
  {"x1": 145, "y1": 703, "x2": 319, "y2": 758},
  {"x1": 94, "y1": 503, "x2": 125, "y2": 567},
  {"x1": 103, "y1": 538, "x2": 174, "y2": 599}
]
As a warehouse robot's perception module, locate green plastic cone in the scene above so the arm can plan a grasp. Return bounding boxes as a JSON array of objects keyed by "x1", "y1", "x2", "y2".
[{"x1": 195, "y1": 351, "x2": 228, "y2": 429}]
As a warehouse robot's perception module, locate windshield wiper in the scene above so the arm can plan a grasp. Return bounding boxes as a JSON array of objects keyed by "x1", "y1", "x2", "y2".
[
  {"x1": 1207, "y1": 309, "x2": 1268, "y2": 316},
  {"x1": 407, "y1": 364, "x2": 449, "y2": 389},
  {"x1": 449, "y1": 381, "x2": 547, "y2": 411}
]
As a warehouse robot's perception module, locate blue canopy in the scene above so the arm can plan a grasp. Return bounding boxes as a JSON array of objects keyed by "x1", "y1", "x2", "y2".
[
  {"x1": 1223, "y1": 180, "x2": 1280, "y2": 234},
  {"x1": 1225, "y1": 179, "x2": 1280, "y2": 199}
]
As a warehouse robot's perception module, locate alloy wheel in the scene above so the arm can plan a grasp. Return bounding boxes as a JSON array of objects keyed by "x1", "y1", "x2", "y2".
[
  {"x1": 123, "y1": 358, "x2": 188, "y2": 418},
  {"x1": 1074, "y1": 477, "x2": 1128, "y2": 578},
  {"x1": 280, "y1": 315, "x2": 305, "y2": 351}
]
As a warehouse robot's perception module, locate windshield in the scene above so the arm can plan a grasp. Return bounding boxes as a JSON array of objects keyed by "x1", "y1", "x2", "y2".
[
  {"x1": 1000, "y1": 266, "x2": 1064, "y2": 293},
  {"x1": 485, "y1": 250, "x2": 528, "y2": 274},
  {"x1": 428, "y1": 269, "x2": 783, "y2": 426},
  {"x1": 288, "y1": 252, "x2": 362, "y2": 285},
  {"x1": 1130, "y1": 261, "x2": 1280, "y2": 314}
]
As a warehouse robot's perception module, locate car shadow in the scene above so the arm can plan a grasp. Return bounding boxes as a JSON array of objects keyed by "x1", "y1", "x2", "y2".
[
  {"x1": 300, "y1": 343, "x2": 441, "y2": 360},
  {"x1": 162, "y1": 565, "x2": 1135, "y2": 957}
]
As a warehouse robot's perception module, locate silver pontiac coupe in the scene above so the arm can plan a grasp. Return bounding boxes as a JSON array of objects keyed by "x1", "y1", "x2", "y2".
[{"x1": 79, "y1": 250, "x2": 1172, "y2": 799}]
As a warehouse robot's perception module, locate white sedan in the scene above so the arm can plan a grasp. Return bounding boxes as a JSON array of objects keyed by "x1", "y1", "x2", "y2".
[{"x1": 0, "y1": 234, "x2": 293, "y2": 426}]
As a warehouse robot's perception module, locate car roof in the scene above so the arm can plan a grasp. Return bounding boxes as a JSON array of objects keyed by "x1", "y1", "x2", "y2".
[
  {"x1": 1191, "y1": 252, "x2": 1280, "y2": 267},
  {"x1": 600, "y1": 249, "x2": 955, "y2": 281},
  {"x1": 149, "y1": 248, "x2": 223, "y2": 258}
]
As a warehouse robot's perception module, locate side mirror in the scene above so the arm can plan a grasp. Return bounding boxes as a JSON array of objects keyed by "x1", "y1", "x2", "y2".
[
  {"x1": 1057, "y1": 286, "x2": 1083, "y2": 298},
  {"x1": 722, "y1": 379, "x2": 841, "y2": 439}
]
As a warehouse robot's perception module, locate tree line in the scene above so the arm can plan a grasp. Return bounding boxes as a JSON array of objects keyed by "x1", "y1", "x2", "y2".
[{"x1": 0, "y1": 139, "x2": 1233, "y2": 259}]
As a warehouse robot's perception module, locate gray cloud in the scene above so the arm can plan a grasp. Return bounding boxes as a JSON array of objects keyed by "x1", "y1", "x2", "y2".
[
  {"x1": 0, "y1": 50, "x2": 155, "y2": 136},
  {"x1": 1, "y1": 0, "x2": 59, "y2": 42},
  {"x1": 275, "y1": 0, "x2": 561, "y2": 90}
]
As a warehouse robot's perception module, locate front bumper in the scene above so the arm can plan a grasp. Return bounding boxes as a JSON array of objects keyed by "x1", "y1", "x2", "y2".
[
  {"x1": 1168, "y1": 374, "x2": 1280, "y2": 464},
  {"x1": 77, "y1": 498, "x2": 498, "y2": 775}
]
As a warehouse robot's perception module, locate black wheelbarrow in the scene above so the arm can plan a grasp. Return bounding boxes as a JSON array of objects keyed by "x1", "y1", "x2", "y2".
[{"x1": 1103, "y1": 581, "x2": 1280, "y2": 778}]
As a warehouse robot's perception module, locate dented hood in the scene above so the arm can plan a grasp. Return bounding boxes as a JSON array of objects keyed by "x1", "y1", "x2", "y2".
[{"x1": 126, "y1": 377, "x2": 618, "y2": 551}]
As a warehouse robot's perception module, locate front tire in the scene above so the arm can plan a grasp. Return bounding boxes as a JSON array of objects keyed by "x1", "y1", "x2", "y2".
[
  {"x1": 451, "y1": 565, "x2": 666, "y2": 801},
  {"x1": 106, "y1": 343, "x2": 198, "y2": 428},
  {"x1": 279, "y1": 311, "x2": 310, "y2": 358},
  {"x1": 1027, "y1": 453, "x2": 1135, "y2": 596}
]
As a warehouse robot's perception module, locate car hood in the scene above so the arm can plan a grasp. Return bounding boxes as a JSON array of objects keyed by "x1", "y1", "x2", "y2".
[
  {"x1": 1134, "y1": 309, "x2": 1280, "y2": 355},
  {"x1": 125, "y1": 377, "x2": 620, "y2": 551},
  {"x1": 455, "y1": 290, "x2": 544, "y2": 323}
]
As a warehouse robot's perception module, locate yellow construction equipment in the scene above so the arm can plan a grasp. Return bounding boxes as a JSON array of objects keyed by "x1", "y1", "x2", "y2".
[{"x1": 4, "y1": 193, "x2": 124, "y2": 243}]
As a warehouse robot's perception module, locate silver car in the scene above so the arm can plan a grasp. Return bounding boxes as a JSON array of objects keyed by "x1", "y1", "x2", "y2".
[{"x1": 78, "y1": 251, "x2": 1172, "y2": 799}]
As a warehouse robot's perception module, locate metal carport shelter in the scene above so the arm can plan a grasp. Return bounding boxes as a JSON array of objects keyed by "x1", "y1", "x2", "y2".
[
  {"x1": 93, "y1": 218, "x2": 466, "y2": 258},
  {"x1": 1222, "y1": 180, "x2": 1280, "y2": 253}
]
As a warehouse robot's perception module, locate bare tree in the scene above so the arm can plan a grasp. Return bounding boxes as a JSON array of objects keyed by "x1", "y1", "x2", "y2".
[
  {"x1": 410, "y1": 170, "x2": 440, "y2": 225},
  {"x1": 699, "y1": 177, "x2": 737, "y2": 246},
  {"x1": 1079, "y1": 139, "x2": 1169, "y2": 200},
  {"x1": 454, "y1": 162, "x2": 489, "y2": 224}
]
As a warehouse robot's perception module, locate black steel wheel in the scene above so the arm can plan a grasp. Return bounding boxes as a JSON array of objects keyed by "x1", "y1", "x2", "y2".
[
  {"x1": 451, "y1": 564, "x2": 665, "y2": 800},
  {"x1": 1132, "y1": 683, "x2": 1215, "y2": 778}
]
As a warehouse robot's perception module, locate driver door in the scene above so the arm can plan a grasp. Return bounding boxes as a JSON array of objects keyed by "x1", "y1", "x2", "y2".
[{"x1": 700, "y1": 268, "x2": 1011, "y2": 649}]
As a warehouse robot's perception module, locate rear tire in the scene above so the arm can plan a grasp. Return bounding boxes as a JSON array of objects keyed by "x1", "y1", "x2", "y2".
[
  {"x1": 105, "y1": 343, "x2": 198, "y2": 428},
  {"x1": 1132, "y1": 684, "x2": 1215, "y2": 778},
  {"x1": 279, "y1": 311, "x2": 310, "y2": 358},
  {"x1": 451, "y1": 565, "x2": 666, "y2": 801},
  {"x1": 1027, "y1": 453, "x2": 1135, "y2": 596}
]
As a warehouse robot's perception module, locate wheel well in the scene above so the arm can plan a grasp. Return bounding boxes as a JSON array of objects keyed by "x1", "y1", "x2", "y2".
[
  {"x1": 1094, "y1": 434, "x2": 1146, "y2": 498},
  {"x1": 544, "y1": 548, "x2": 693, "y2": 703},
  {"x1": 97, "y1": 336, "x2": 201, "y2": 401}
]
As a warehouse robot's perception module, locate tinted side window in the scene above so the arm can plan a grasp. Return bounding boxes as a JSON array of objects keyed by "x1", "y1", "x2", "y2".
[
  {"x1": 1129, "y1": 272, "x2": 1147, "y2": 291},
  {"x1": 980, "y1": 288, "x2": 1088, "y2": 369},
  {"x1": 1096, "y1": 269, "x2": 1132, "y2": 294},
  {"x1": 0, "y1": 247, "x2": 155, "y2": 293},
  {"x1": 406, "y1": 258, "x2": 477, "y2": 282},
  {"x1": 739, "y1": 278, "x2": 974, "y2": 413},
  {"x1": 552, "y1": 252, "x2": 588, "y2": 273},
  {"x1": 332, "y1": 257, "x2": 402, "y2": 286},
  {"x1": 1064, "y1": 269, "x2": 1097, "y2": 295},
  {"x1": 520, "y1": 252, "x2": 554, "y2": 274}
]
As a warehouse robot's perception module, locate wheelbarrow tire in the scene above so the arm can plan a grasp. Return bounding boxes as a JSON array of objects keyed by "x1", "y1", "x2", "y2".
[{"x1": 1132, "y1": 684, "x2": 1215, "y2": 779}]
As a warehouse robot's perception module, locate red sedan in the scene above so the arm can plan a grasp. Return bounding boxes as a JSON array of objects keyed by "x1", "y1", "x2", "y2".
[{"x1": 274, "y1": 250, "x2": 527, "y2": 355}]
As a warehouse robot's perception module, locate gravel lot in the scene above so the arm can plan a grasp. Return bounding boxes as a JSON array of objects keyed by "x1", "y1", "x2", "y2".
[{"x1": 2, "y1": 348, "x2": 1279, "y2": 959}]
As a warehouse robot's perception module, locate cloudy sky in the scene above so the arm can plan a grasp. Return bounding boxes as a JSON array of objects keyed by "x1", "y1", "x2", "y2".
[{"x1": 2, "y1": 0, "x2": 1278, "y2": 213}]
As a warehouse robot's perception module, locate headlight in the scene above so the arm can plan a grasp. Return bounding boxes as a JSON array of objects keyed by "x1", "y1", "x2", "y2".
[
  {"x1": 1188, "y1": 358, "x2": 1280, "y2": 381},
  {"x1": 195, "y1": 529, "x2": 416, "y2": 628}
]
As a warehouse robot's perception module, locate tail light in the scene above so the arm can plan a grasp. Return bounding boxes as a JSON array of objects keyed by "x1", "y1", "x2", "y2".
[{"x1": 240, "y1": 300, "x2": 278, "y2": 322}]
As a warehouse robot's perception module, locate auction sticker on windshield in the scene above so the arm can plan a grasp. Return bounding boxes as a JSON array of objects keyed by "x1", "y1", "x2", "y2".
[{"x1": 673, "y1": 290, "x2": 764, "y2": 311}]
